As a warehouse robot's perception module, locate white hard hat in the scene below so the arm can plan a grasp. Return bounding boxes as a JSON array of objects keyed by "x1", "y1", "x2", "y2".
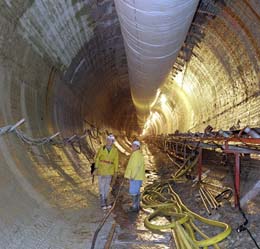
[
  {"x1": 107, "y1": 134, "x2": 115, "y2": 141},
  {"x1": 132, "y1": 140, "x2": 140, "y2": 147}
]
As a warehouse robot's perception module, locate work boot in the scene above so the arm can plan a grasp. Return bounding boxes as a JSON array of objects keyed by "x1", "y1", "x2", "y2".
[
  {"x1": 136, "y1": 194, "x2": 141, "y2": 210},
  {"x1": 105, "y1": 199, "x2": 112, "y2": 209},
  {"x1": 128, "y1": 195, "x2": 139, "y2": 212},
  {"x1": 100, "y1": 195, "x2": 107, "y2": 210}
]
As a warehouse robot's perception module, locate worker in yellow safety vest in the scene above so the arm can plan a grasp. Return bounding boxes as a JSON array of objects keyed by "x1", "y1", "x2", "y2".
[
  {"x1": 124, "y1": 140, "x2": 145, "y2": 212},
  {"x1": 95, "y1": 134, "x2": 119, "y2": 210}
]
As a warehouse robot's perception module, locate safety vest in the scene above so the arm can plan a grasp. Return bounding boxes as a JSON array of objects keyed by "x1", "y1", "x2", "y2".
[
  {"x1": 95, "y1": 145, "x2": 119, "y2": 176},
  {"x1": 124, "y1": 150, "x2": 145, "y2": 180}
]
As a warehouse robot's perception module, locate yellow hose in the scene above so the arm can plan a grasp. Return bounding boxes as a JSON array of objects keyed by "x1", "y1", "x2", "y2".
[
  {"x1": 145, "y1": 209, "x2": 189, "y2": 230},
  {"x1": 171, "y1": 229, "x2": 181, "y2": 249},
  {"x1": 169, "y1": 183, "x2": 231, "y2": 247},
  {"x1": 142, "y1": 180, "x2": 231, "y2": 248}
]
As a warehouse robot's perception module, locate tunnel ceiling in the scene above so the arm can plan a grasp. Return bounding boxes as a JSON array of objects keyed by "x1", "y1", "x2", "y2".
[{"x1": 0, "y1": 0, "x2": 260, "y2": 137}]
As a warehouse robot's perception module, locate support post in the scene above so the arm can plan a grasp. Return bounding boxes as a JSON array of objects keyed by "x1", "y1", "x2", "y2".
[
  {"x1": 184, "y1": 144, "x2": 187, "y2": 161},
  {"x1": 198, "y1": 147, "x2": 203, "y2": 181},
  {"x1": 234, "y1": 153, "x2": 240, "y2": 207}
]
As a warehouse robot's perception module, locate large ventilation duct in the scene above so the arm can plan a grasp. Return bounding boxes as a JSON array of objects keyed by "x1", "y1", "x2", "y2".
[{"x1": 114, "y1": 0, "x2": 199, "y2": 127}]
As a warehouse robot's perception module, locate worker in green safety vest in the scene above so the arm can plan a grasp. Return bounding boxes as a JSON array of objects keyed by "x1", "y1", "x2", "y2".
[
  {"x1": 95, "y1": 134, "x2": 119, "y2": 210},
  {"x1": 124, "y1": 140, "x2": 145, "y2": 212}
]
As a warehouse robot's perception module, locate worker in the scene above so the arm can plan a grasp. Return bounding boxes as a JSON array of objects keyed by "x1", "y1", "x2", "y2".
[
  {"x1": 124, "y1": 140, "x2": 145, "y2": 212},
  {"x1": 94, "y1": 134, "x2": 119, "y2": 210}
]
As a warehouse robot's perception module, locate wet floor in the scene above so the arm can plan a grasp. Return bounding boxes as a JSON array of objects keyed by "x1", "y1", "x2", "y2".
[
  {"x1": 1, "y1": 142, "x2": 259, "y2": 249},
  {"x1": 104, "y1": 144, "x2": 260, "y2": 249},
  {"x1": 107, "y1": 144, "x2": 173, "y2": 249}
]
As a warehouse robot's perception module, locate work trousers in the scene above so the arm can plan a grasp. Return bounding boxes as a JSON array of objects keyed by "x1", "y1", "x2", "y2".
[{"x1": 98, "y1": 175, "x2": 112, "y2": 200}]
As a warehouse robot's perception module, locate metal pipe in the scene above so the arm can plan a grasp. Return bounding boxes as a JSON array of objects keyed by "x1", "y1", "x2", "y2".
[
  {"x1": 104, "y1": 222, "x2": 116, "y2": 249},
  {"x1": 114, "y1": 0, "x2": 199, "y2": 126},
  {"x1": 199, "y1": 189, "x2": 211, "y2": 215},
  {"x1": 243, "y1": 126, "x2": 260, "y2": 138},
  {"x1": 67, "y1": 134, "x2": 77, "y2": 142},
  {"x1": 218, "y1": 129, "x2": 231, "y2": 138},
  {"x1": 200, "y1": 186, "x2": 214, "y2": 210},
  {"x1": 202, "y1": 186, "x2": 218, "y2": 209},
  {"x1": 9, "y1": 118, "x2": 25, "y2": 132},
  {"x1": 207, "y1": 188, "x2": 221, "y2": 208},
  {"x1": 49, "y1": 132, "x2": 60, "y2": 140}
]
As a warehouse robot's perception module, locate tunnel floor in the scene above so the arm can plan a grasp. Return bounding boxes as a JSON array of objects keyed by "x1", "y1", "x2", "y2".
[
  {"x1": 1, "y1": 143, "x2": 259, "y2": 249},
  {"x1": 95, "y1": 144, "x2": 260, "y2": 249}
]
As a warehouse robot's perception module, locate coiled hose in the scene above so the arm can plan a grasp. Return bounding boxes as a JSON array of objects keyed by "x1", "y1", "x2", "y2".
[{"x1": 142, "y1": 180, "x2": 231, "y2": 249}]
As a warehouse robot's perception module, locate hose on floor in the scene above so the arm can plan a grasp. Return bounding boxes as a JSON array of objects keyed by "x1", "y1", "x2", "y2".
[{"x1": 142, "y1": 180, "x2": 231, "y2": 249}]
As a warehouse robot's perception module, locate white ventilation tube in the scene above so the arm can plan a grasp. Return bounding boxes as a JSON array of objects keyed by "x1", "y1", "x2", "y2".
[{"x1": 114, "y1": 0, "x2": 199, "y2": 126}]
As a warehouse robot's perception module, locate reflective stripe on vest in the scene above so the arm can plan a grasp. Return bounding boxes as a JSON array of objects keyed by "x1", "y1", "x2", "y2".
[{"x1": 100, "y1": 160, "x2": 113, "y2": 165}]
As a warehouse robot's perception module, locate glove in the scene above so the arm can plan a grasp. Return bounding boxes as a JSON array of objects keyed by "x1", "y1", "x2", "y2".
[{"x1": 90, "y1": 163, "x2": 96, "y2": 175}]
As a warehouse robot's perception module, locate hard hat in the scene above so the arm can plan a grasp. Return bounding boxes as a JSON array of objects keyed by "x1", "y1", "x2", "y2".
[
  {"x1": 132, "y1": 140, "x2": 140, "y2": 147},
  {"x1": 107, "y1": 134, "x2": 115, "y2": 141}
]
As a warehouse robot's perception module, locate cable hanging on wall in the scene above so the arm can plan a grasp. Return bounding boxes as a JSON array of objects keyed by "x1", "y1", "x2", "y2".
[{"x1": 0, "y1": 119, "x2": 99, "y2": 159}]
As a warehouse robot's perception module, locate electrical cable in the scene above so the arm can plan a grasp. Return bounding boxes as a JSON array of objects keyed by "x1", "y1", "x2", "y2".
[
  {"x1": 90, "y1": 179, "x2": 125, "y2": 249},
  {"x1": 231, "y1": 166, "x2": 260, "y2": 249}
]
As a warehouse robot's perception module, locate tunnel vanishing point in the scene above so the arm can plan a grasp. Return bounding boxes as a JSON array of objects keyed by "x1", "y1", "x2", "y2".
[{"x1": 0, "y1": 0, "x2": 260, "y2": 248}]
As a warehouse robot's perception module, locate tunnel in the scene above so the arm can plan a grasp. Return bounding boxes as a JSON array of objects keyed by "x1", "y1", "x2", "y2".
[{"x1": 0, "y1": 0, "x2": 260, "y2": 248}]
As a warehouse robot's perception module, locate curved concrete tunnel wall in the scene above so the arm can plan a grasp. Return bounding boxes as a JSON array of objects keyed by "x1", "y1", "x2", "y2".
[
  {"x1": 0, "y1": 0, "x2": 260, "y2": 247},
  {"x1": 185, "y1": 2, "x2": 260, "y2": 131},
  {"x1": 142, "y1": 0, "x2": 260, "y2": 135},
  {"x1": 0, "y1": 1, "x2": 135, "y2": 247}
]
